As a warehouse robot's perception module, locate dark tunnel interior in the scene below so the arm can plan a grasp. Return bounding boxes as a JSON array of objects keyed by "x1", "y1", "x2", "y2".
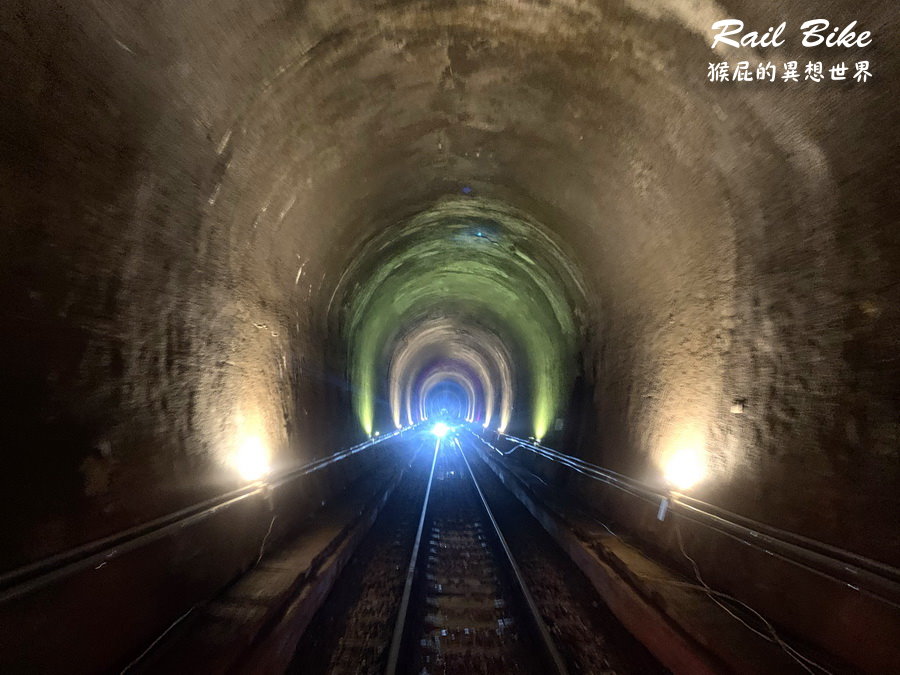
[{"x1": 0, "y1": 1, "x2": 898, "y2": 673}]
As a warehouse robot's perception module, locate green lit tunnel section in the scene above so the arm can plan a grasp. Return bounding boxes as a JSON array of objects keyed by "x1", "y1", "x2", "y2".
[{"x1": 339, "y1": 197, "x2": 587, "y2": 439}]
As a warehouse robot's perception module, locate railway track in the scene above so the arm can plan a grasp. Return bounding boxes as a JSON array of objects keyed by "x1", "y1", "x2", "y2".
[
  {"x1": 291, "y1": 426, "x2": 665, "y2": 675},
  {"x1": 386, "y1": 434, "x2": 567, "y2": 675}
]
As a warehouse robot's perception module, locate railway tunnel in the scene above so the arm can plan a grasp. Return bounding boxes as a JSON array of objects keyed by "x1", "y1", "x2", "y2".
[{"x1": 0, "y1": 0, "x2": 898, "y2": 673}]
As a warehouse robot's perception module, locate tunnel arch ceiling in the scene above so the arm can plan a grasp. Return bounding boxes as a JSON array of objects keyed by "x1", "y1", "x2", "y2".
[
  {"x1": 332, "y1": 198, "x2": 588, "y2": 439},
  {"x1": 250, "y1": 0, "x2": 897, "y2": 567},
  {"x1": 1, "y1": 0, "x2": 897, "y2": 587},
  {"x1": 391, "y1": 317, "x2": 516, "y2": 431}
]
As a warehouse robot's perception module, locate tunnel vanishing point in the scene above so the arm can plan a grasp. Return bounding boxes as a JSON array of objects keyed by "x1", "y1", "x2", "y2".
[{"x1": 0, "y1": 1, "x2": 898, "y2": 673}]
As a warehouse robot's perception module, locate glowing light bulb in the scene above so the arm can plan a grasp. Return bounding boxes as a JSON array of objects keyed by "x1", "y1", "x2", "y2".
[
  {"x1": 663, "y1": 446, "x2": 706, "y2": 491},
  {"x1": 233, "y1": 435, "x2": 270, "y2": 482},
  {"x1": 431, "y1": 422, "x2": 450, "y2": 438}
]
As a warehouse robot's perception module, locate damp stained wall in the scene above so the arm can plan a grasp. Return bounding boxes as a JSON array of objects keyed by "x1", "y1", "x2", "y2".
[{"x1": 0, "y1": 1, "x2": 897, "y2": 667}]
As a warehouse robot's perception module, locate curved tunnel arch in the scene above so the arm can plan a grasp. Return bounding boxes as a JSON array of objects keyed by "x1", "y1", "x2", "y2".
[
  {"x1": 419, "y1": 372, "x2": 475, "y2": 423},
  {"x1": 335, "y1": 198, "x2": 587, "y2": 440},
  {"x1": 390, "y1": 317, "x2": 516, "y2": 431},
  {"x1": 2, "y1": 0, "x2": 895, "y2": 574},
  {"x1": 3, "y1": 0, "x2": 896, "y2": 565},
  {"x1": 0, "y1": 1, "x2": 898, "y2": 670}
]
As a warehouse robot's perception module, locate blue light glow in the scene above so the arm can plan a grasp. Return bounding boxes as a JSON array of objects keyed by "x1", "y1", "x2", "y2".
[{"x1": 431, "y1": 422, "x2": 451, "y2": 438}]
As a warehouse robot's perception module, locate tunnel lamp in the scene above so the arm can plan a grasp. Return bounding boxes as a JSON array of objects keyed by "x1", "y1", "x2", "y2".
[
  {"x1": 663, "y1": 447, "x2": 706, "y2": 491},
  {"x1": 431, "y1": 422, "x2": 451, "y2": 438},
  {"x1": 233, "y1": 435, "x2": 271, "y2": 482}
]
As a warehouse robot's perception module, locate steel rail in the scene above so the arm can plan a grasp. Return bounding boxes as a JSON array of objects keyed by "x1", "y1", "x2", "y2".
[
  {"x1": 457, "y1": 436, "x2": 570, "y2": 675},
  {"x1": 385, "y1": 435, "x2": 441, "y2": 674},
  {"x1": 386, "y1": 432, "x2": 568, "y2": 674},
  {"x1": 469, "y1": 427, "x2": 900, "y2": 610},
  {"x1": 0, "y1": 425, "x2": 417, "y2": 603}
]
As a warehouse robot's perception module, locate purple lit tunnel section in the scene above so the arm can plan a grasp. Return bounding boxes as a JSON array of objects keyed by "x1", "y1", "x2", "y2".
[
  {"x1": 413, "y1": 359, "x2": 486, "y2": 424},
  {"x1": 388, "y1": 318, "x2": 514, "y2": 431}
]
